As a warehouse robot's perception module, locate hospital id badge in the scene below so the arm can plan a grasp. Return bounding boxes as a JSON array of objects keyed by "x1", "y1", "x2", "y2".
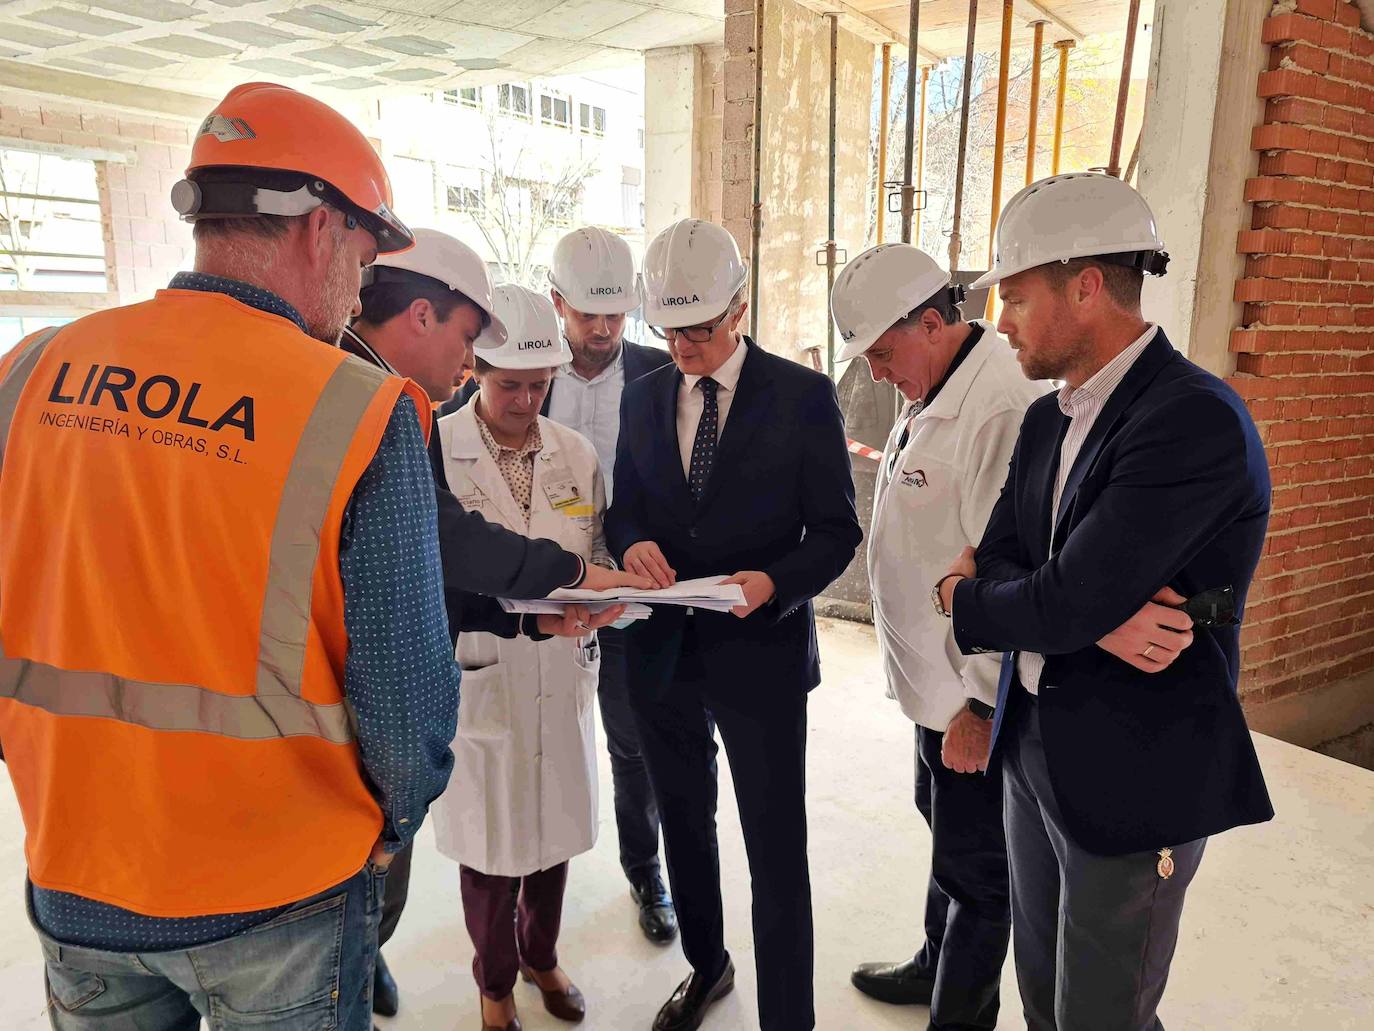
[{"x1": 542, "y1": 468, "x2": 582, "y2": 511}]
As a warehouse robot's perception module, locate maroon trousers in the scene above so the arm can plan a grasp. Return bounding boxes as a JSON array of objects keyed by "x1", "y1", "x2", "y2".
[{"x1": 460, "y1": 862, "x2": 568, "y2": 1000}]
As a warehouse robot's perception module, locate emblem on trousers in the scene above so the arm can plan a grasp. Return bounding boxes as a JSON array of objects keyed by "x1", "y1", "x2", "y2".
[{"x1": 1157, "y1": 847, "x2": 1175, "y2": 879}]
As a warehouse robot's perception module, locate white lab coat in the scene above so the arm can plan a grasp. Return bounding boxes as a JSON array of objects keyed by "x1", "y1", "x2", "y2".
[
  {"x1": 429, "y1": 401, "x2": 608, "y2": 876},
  {"x1": 867, "y1": 322, "x2": 1052, "y2": 732}
]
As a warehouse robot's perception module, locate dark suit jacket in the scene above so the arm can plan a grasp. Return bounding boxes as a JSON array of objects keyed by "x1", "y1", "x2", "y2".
[
  {"x1": 445, "y1": 339, "x2": 673, "y2": 417},
  {"x1": 339, "y1": 329, "x2": 580, "y2": 642},
  {"x1": 952, "y1": 329, "x2": 1274, "y2": 855},
  {"x1": 605, "y1": 338, "x2": 862, "y2": 697}
]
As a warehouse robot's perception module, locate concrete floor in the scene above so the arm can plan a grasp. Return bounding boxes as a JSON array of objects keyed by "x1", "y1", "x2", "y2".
[{"x1": 2, "y1": 618, "x2": 1372, "y2": 1030}]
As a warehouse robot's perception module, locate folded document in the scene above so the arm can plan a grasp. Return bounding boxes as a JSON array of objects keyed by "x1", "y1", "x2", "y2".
[{"x1": 499, "y1": 575, "x2": 746, "y2": 619}]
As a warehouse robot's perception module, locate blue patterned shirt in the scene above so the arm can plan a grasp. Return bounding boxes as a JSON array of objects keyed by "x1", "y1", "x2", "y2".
[{"x1": 31, "y1": 273, "x2": 460, "y2": 950}]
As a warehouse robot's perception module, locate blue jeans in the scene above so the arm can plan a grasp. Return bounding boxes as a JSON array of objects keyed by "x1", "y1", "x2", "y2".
[{"x1": 30, "y1": 864, "x2": 388, "y2": 1030}]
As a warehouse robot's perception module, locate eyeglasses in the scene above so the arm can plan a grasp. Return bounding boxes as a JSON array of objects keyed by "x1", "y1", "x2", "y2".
[{"x1": 649, "y1": 306, "x2": 737, "y2": 344}]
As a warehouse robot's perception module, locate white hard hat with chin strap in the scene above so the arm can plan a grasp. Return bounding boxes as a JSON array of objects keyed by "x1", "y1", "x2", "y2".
[
  {"x1": 548, "y1": 226, "x2": 641, "y2": 316},
  {"x1": 363, "y1": 227, "x2": 507, "y2": 346},
  {"x1": 474, "y1": 285, "x2": 572, "y2": 370},
  {"x1": 973, "y1": 172, "x2": 1169, "y2": 290},
  {"x1": 642, "y1": 219, "x2": 749, "y2": 330},
  {"x1": 830, "y1": 244, "x2": 966, "y2": 363}
]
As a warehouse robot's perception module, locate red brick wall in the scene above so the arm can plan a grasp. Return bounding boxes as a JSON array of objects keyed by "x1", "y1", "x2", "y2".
[
  {"x1": 0, "y1": 94, "x2": 193, "y2": 304},
  {"x1": 1230, "y1": 0, "x2": 1374, "y2": 703}
]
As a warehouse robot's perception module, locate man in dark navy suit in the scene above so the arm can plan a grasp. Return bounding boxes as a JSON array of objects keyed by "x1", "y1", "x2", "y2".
[
  {"x1": 607, "y1": 219, "x2": 861, "y2": 1031},
  {"x1": 935, "y1": 174, "x2": 1273, "y2": 1030}
]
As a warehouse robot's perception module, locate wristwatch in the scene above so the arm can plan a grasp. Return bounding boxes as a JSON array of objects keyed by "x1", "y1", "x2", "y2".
[
  {"x1": 932, "y1": 574, "x2": 961, "y2": 618},
  {"x1": 966, "y1": 698, "x2": 995, "y2": 721}
]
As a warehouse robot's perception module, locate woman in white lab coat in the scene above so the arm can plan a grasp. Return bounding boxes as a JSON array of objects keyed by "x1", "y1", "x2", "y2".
[{"x1": 432, "y1": 285, "x2": 606, "y2": 1031}]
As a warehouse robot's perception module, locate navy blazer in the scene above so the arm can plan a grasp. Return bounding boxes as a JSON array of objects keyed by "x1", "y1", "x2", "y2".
[
  {"x1": 952, "y1": 329, "x2": 1274, "y2": 856},
  {"x1": 605, "y1": 338, "x2": 862, "y2": 697},
  {"x1": 444, "y1": 340, "x2": 673, "y2": 417}
]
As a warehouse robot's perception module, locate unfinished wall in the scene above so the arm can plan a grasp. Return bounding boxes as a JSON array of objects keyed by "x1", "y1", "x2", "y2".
[
  {"x1": 0, "y1": 91, "x2": 194, "y2": 311},
  {"x1": 1227, "y1": 0, "x2": 1374, "y2": 706},
  {"x1": 733, "y1": 0, "x2": 872, "y2": 358},
  {"x1": 696, "y1": 44, "x2": 725, "y2": 226},
  {"x1": 1138, "y1": 0, "x2": 1269, "y2": 376}
]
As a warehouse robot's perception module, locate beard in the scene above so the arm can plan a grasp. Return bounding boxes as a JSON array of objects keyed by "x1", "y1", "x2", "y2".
[
  {"x1": 571, "y1": 333, "x2": 620, "y2": 372},
  {"x1": 302, "y1": 228, "x2": 356, "y2": 345}
]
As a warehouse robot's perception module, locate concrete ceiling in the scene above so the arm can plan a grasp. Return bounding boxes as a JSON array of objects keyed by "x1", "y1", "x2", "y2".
[{"x1": 0, "y1": 0, "x2": 724, "y2": 100}]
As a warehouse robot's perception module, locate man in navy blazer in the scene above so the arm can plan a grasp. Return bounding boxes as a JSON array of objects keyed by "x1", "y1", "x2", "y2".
[
  {"x1": 607, "y1": 219, "x2": 861, "y2": 1031},
  {"x1": 935, "y1": 175, "x2": 1273, "y2": 1030}
]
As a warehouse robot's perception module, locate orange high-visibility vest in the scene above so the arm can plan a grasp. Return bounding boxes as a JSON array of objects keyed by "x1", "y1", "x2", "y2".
[{"x1": 0, "y1": 289, "x2": 430, "y2": 917}]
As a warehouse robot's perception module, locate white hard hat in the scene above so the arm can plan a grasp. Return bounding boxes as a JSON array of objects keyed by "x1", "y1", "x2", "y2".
[
  {"x1": 643, "y1": 219, "x2": 749, "y2": 329},
  {"x1": 974, "y1": 172, "x2": 1169, "y2": 290},
  {"x1": 365, "y1": 227, "x2": 506, "y2": 345},
  {"x1": 831, "y1": 244, "x2": 964, "y2": 362},
  {"x1": 474, "y1": 284, "x2": 571, "y2": 370},
  {"x1": 548, "y1": 226, "x2": 641, "y2": 315}
]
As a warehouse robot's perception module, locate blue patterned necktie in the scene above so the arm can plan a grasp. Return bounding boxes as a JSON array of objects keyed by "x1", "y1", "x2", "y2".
[{"x1": 688, "y1": 377, "x2": 719, "y2": 502}]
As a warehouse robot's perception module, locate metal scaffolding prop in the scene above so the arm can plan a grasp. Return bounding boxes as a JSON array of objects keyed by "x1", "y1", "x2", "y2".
[
  {"x1": 915, "y1": 64, "x2": 930, "y2": 245},
  {"x1": 1026, "y1": 20, "x2": 1047, "y2": 186},
  {"x1": 984, "y1": 0, "x2": 1014, "y2": 318},
  {"x1": 948, "y1": 0, "x2": 979, "y2": 276},
  {"x1": 877, "y1": 43, "x2": 891, "y2": 243},
  {"x1": 750, "y1": 0, "x2": 765, "y2": 336},
  {"x1": 825, "y1": 13, "x2": 841, "y2": 376},
  {"x1": 899, "y1": 0, "x2": 923, "y2": 243},
  {"x1": 1051, "y1": 38, "x2": 1075, "y2": 174},
  {"x1": 1107, "y1": 0, "x2": 1143, "y2": 178}
]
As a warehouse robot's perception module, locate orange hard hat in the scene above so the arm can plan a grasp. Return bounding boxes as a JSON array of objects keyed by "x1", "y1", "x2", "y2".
[{"x1": 171, "y1": 82, "x2": 413, "y2": 253}]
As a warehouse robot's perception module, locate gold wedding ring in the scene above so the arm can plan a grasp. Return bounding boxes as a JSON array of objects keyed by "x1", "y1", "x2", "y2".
[{"x1": 1143, "y1": 644, "x2": 1157, "y2": 660}]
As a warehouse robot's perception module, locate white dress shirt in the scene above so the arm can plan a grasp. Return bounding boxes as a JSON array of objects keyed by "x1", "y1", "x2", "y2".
[
  {"x1": 677, "y1": 337, "x2": 748, "y2": 478},
  {"x1": 547, "y1": 346, "x2": 626, "y2": 502},
  {"x1": 1018, "y1": 323, "x2": 1159, "y2": 695}
]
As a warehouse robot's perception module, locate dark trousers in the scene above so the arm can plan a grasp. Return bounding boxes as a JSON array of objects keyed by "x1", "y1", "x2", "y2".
[
  {"x1": 460, "y1": 863, "x2": 568, "y2": 1001},
  {"x1": 912, "y1": 724, "x2": 1012, "y2": 1030},
  {"x1": 596, "y1": 626, "x2": 663, "y2": 882},
  {"x1": 1003, "y1": 696, "x2": 1206, "y2": 1031},
  {"x1": 377, "y1": 840, "x2": 413, "y2": 949},
  {"x1": 630, "y1": 626, "x2": 814, "y2": 1031}
]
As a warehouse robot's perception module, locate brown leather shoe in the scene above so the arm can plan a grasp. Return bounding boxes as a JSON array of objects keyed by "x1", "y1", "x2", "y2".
[
  {"x1": 520, "y1": 964, "x2": 587, "y2": 1022},
  {"x1": 479, "y1": 993, "x2": 522, "y2": 1031}
]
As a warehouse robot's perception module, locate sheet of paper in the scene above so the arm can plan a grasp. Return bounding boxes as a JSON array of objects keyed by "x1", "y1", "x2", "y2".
[
  {"x1": 545, "y1": 575, "x2": 746, "y2": 608},
  {"x1": 499, "y1": 599, "x2": 653, "y2": 620}
]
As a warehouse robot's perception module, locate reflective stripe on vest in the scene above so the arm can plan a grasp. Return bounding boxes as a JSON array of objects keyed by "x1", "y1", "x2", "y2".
[{"x1": 0, "y1": 332, "x2": 394, "y2": 745}]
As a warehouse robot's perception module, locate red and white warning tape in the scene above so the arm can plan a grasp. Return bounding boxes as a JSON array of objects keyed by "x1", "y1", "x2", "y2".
[{"x1": 847, "y1": 439, "x2": 883, "y2": 462}]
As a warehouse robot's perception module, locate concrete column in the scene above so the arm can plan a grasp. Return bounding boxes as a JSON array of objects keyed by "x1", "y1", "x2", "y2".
[
  {"x1": 644, "y1": 46, "x2": 703, "y2": 242},
  {"x1": 722, "y1": 0, "x2": 758, "y2": 258},
  {"x1": 1136, "y1": 0, "x2": 1269, "y2": 375}
]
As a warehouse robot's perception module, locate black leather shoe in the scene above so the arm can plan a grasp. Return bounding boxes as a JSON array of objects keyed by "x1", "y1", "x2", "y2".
[
  {"x1": 630, "y1": 873, "x2": 679, "y2": 944},
  {"x1": 373, "y1": 951, "x2": 400, "y2": 1017},
  {"x1": 850, "y1": 957, "x2": 934, "y2": 1005},
  {"x1": 652, "y1": 957, "x2": 734, "y2": 1031}
]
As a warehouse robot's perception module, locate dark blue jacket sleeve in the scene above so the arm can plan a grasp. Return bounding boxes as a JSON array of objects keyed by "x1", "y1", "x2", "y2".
[
  {"x1": 953, "y1": 391, "x2": 1256, "y2": 656},
  {"x1": 605, "y1": 392, "x2": 651, "y2": 564},
  {"x1": 341, "y1": 395, "x2": 460, "y2": 853},
  {"x1": 762, "y1": 377, "x2": 862, "y2": 618},
  {"x1": 972, "y1": 418, "x2": 1036, "y2": 583}
]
